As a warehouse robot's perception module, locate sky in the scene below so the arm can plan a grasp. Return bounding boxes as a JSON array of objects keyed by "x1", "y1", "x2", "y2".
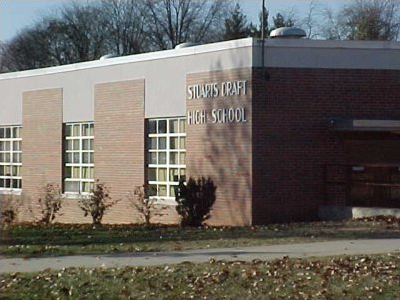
[{"x1": 0, "y1": 0, "x2": 349, "y2": 42}]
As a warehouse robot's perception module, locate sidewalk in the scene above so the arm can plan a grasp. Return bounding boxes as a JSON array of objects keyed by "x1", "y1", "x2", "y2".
[{"x1": 1, "y1": 239, "x2": 399, "y2": 274}]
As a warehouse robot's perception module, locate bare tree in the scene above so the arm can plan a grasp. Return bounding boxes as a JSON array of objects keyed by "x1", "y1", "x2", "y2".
[
  {"x1": 343, "y1": 0, "x2": 399, "y2": 40},
  {"x1": 0, "y1": 26, "x2": 55, "y2": 72},
  {"x1": 101, "y1": 0, "x2": 149, "y2": 56},
  {"x1": 144, "y1": 0, "x2": 231, "y2": 49},
  {"x1": 56, "y1": 2, "x2": 109, "y2": 61},
  {"x1": 321, "y1": 0, "x2": 399, "y2": 41},
  {"x1": 300, "y1": 0, "x2": 321, "y2": 39}
]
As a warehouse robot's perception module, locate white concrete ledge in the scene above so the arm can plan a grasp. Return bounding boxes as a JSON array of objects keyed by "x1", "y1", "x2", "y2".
[{"x1": 319, "y1": 205, "x2": 400, "y2": 221}]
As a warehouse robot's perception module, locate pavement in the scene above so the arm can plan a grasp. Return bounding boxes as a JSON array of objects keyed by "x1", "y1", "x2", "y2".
[{"x1": 1, "y1": 239, "x2": 399, "y2": 274}]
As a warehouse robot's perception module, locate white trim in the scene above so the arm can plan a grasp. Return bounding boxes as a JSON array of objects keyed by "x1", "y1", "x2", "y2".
[{"x1": 1, "y1": 38, "x2": 398, "y2": 80}]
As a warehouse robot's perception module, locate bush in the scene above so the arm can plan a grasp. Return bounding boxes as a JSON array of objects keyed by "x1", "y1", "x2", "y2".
[
  {"x1": 175, "y1": 177, "x2": 216, "y2": 227},
  {"x1": 78, "y1": 180, "x2": 117, "y2": 225},
  {"x1": 0, "y1": 193, "x2": 21, "y2": 226},
  {"x1": 128, "y1": 185, "x2": 167, "y2": 226},
  {"x1": 38, "y1": 183, "x2": 62, "y2": 224}
]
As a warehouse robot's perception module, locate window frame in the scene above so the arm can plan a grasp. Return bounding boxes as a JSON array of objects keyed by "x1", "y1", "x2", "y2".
[
  {"x1": 0, "y1": 126, "x2": 22, "y2": 192},
  {"x1": 147, "y1": 118, "x2": 186, "y2": 200},
  {"x1": 63, "y1": 122, "x2": 94, "y2": 195}
]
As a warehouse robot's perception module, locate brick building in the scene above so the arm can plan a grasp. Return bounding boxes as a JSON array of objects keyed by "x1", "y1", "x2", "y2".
[{"x1": 0, "y1": 38, "x2": 399, "y2": 225}]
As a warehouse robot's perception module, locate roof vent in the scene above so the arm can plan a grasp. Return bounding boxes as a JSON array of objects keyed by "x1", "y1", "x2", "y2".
[
  {"x1": 99, "y1": 54, "x2": 117, "y2": 60},
  {"x1": 269, "y1": 27, "x2": 306, "y2": 39},
  {"x1": 175, "y1": 42, "x2": 200, "y2": 49}
]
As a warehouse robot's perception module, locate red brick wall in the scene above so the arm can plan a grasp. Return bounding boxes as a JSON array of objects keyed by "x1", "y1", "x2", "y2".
[
  {"x1": 21, "y1": 88, "x2": 63, "y2": 222},
  {"x1": 93, "y1": 79, "x2": 145, "y2": 224},
  {"x1": 252, "y1": 68, "x2": 400, "y2": 223},
  {"x1": 186, "y1": 69, "x2": 252, "y2": 226}
]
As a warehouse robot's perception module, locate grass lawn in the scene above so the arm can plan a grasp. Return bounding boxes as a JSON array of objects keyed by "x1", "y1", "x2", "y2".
[
  {"x1": 0, "y1": 253, "x2": 398, "y2": 300},
  {"x1": 1, "y1": 216, "x2": 399, "y2": 257}
]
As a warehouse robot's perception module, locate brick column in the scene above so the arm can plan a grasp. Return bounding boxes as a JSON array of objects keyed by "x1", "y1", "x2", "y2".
[
  {"x1": 186, "y1": 69, "x2": 253, "y2": 226},
  {"x1": 94, "y1": 79, "x2": 145, "y2": 224},
  {"x1": 22, "y1": 88, "x2": 63, "y2": 221}
]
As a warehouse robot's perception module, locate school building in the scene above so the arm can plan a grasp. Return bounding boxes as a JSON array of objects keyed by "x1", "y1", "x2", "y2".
[{"x1": 0, "y1": 37, "x2": 399, "y2": 225}]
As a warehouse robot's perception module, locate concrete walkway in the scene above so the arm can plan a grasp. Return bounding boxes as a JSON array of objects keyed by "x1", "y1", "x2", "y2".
[{"x1": 1, "y1": 239, "x2": 399, "y2": 274}]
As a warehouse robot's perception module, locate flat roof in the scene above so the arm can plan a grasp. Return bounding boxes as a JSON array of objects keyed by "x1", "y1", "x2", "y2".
[{"x1": 0, "y1": 38, "x2": 399, "y2": 80}]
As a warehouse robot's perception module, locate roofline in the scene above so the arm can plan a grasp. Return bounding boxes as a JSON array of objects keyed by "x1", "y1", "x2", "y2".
[
  {"x1": 1, "y1": 38, "x2": 399, "y2": 80},
  {"x1": 0, "y1": 38, "x2": 254, "y2": 80}
]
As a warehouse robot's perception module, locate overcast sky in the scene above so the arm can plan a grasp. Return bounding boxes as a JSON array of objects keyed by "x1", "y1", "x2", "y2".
[{"x1": 0, "y1": 0, "x2": 348, "y2": 42}]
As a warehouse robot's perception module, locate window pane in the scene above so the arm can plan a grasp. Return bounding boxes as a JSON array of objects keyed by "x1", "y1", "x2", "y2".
[
  {"x1": 64, "y1": 181, "x2": 79, "y2": 193},
  {"x1": 65, "y1": 125, "x2": 72, "y2": 136},
  {"x1": 170, "y1": 186, "x2": 176, "y2": 197},
  {"x1": 74, "y1": 153, "x2": 80, "y2": 163},
  {"x1": 0, "y1": 141, "x2": 10, "y2": 151},
  {"x1": 0, "y1": 166, "x2": 4, "y2": 175},
  {"x1": 83, "y1": 152, "x2": 90, "y2": 163},
  {"x1": 158, "y1": 120, "x2": 167, "y2": 134},
  {"x1": 148, "y1": 168, "x2": 157, "y2": 181},
  {"x1": 180, "y1": 169, "x2": 186, "y2": 181},
  {"x1": 12, "y1": 153, "x2": 21, "y2": 163},
  {"x1": 66, "y1": 152, "x2": 73, "y2": 163},
  {"x1": 12, "y1": 166, "x2": 20, "y2": 176},
  {"x1": 180, "y1": 153, "x2": 186, "y2": 165},
  {"x1": 72, "y1": 125, "x2": 80, "y2": 136},
  {"x1": 148, "y1": 185, "x2": 157, "y2": 196},
  {"x1": 0, "y1": 153, "x2": 4, "y2": 163},
  {"x1": 5, "y1": 128, "x2": 11, "y2": 138},
  {"x1": 66, "y1": 140, "x2": 73, "y2": 150},
  {"x1": 170, "y1": 119, "x2": 179, "y2": 133},
  {"x1": 65, "y1": 166, "x2": 72, "y2": 178},
  {"x1": 170, "y1": 168, "x2": 179, "y2": 182},
  {"x1": 0, "y1": 128, "x2": 4, "y2": 138},
  {"x1": 158, "y1": 168, "x2": 167, "y2": 181},
  {"x1": 82, "y1": 124, "x2": 91, "y2": 136},
  {"x1": 82, "y1": 167, "x2": 93, "y2": 179},
  {"x1": 158, "y1": 152, "x2": 166, "y2": 164},
  {"x1": 149, "y1": 120, "x2": 157, "y2": 134},
  {"x1": 82, "y1": 182, "x2": 93, "y2": 193},
  {"x1": 4, "y1": 165, "x2": 11, "y2": 175},
  {"x1": 180, "y1": 119, "x2": 186, "y2": 133},
  {"x1": 4, "y1": 178, "x2": 11, "y2": 188},
  {"x1": 13, "y1": 127, "x2": 21, "y2": 138},
  {"x1": 4, "y1": 153, "x2": 10, "y2": 163},
  {"x1": 149, "y1": 152, "x2": 157, "y2": 164},
  {"x1": 73, "y1": 140, "x2": 79, "y2": 150},
  {"x1": 180, "y1": 137, "x2": 186, "y2": 149},
  {"x1": 89, "y1": 152, "x2": 94, "y2": 164},
  {"x1": 89, "y1": 124, "x2": 94, "y2": 136},
  {"x1": 159, "y1": 137, "x2": 166, "y2": 149},
  {"x1": 170, "y1": 137, "x2": 178, "y2": 149},
  {"x1": 12, "y1": 179, "x2": 21, "y2": 189},
  {"x1": 170, "y1": 152, "x2": 179, "y2": 165},
  {"x1": 13, "y1": 141, "x2": 21, "y2": 151},
  {"x1": 82, "y1": 139, "x2": 91, "y2": 150},
  {"x1": 148, "y1": 137, "x2": 157, "y2": 150},
  {"x1": 158, "y1": 185, "x2": 167, "y2": 196},
  {"x1": 72, "y1": 167, "x2": 80, "y2": 178}
]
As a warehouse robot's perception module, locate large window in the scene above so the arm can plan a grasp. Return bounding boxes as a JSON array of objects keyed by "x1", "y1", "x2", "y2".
[
  {"x1": 147, "y1": 118, "x2": 186, "y2": 198},
  {"x1": 0, "y1": 126, "x2": 22, "y2": 190},
  {"x1": 64, "y1": 123, "x2": 94, "y2": 194}
]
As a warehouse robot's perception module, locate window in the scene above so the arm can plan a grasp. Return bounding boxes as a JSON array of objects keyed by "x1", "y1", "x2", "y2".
[
  {"x1": 0, "y1": 126, "x2": 22, "y2": 190},
  {"x1": 147, "y1": 118, "x2": 186, "y2": 198},
  {"x1": 64, "y1": 123, "x2": 94, "y2": 194}
]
